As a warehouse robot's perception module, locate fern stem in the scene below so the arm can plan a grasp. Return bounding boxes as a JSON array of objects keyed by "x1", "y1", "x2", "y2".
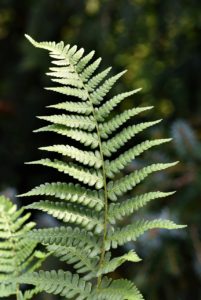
[
  {"x1": 82, "y1": 85, "x2": 108, "y2": 288},
  {"x1": 16, "y1": 288, "x2": 21, "y2": 300},
  {"x1": 92, "y1": 111, "x2": 108, "y2": 288}
]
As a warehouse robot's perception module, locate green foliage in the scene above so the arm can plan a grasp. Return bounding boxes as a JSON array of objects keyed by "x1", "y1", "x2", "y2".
[
  {"x1": 0, "y1": 2, "x2": 200, "y2": 298},
  {"x1": 0, "y1": 195, "x2": 47, "y2": 299},
  {"x1": 91, "y1": 277, "x2": 144, "y2": 300},
  {"x1": 15, "y1": 35, "x2": 186, "y2": 299},
  {"x1": 19, "y1": 270, "x2": 92, "y2": 300}
]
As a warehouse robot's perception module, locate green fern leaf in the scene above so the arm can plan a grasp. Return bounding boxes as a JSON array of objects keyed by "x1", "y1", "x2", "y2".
[
  {"x1": 47, "y1": 244, "x2": 98, "y2": 278},
  {"x1": 19, "y1": 270, "x2": 92, "y2": 299},
  {"x1": 106, "y1": 138, "x2": 171, "y2": 178},
  {"x1": 34, "y1": 125, "x2": 99, "y2": 148},
  {"x1": 86, "y1": 67, "x2": 112, "y2": 91},
  {"x1": 90, "y1": 278, "x2": 144, "y2": 300},
  {"x1": 26, "y1": 159, "x2": 104, "y2": 188},
  {"x1": 95, "y1": 89, "x2": 141, "y2": 122},
  {"x1": 109, "y1": 191, "x2": 175, "y2": 223},
  {"x1": 80, "y1": 57, "x2": 102, "y2": 82},
  {"x1": 50, "y1": 77, "x2": 83, "y2": 88},
  {"x1": 0, "y1": 283, "x2": 17, "y2": 298},
  {"x1": 97, "y1": 251, "x2": 141, "y2": 276},
  {"x1": 46, "y1": 69, "x2": 79, "y2": 79},
  {"x1": 91, "y1": 71, "x2": 126, "y2": 105},
  {"x1": 19, "y1": 182, "x2": 104, "y2": 211},
  {"x1": 48, "y1": 101, "x2": 92, "y2": 115},
  {"x1": 108, "y1": 162, "x2": 178, "y2": 200},
  {"x1": 0, "y1": 195, "x2": 47, "y2": 299},
  {"x1": 76, "y1": 50, "x2": 95, "y2": 72},
  {"x1": 24, "y1": 34, "x2": 57, "y2": 51},
  {"x1": 39, "y1": 144, "x2": 102, "y2": 168},
  {"x1": 71, "y1": 47, "x2": 85, "y2": 63},
  {"x1": 99, "y1": 106, "x2": 153, "y2": 138},
  {"x1": 0, "y1": 196, "x2": 35, "y2": 279},
  {"x1": 25, "y1": 226, "x2": 101, "y2": 255},
  {"x1": 107, "y1": 219, "x2": 186, "y2": 249},
  {"x1": 45, "y1": 86, "x2": 88, "y2": 100},
  {"x1": 66, "y1": 44, "x2": 78, "y2": 57},
  {"x1": 102, "y1": 120, "x2": 161, "y2": 155},
  {"x1": 37, "y1": 114, "x2": 96, "y2": 131},
  {"x1": 27, "y1": 200, "x2": 103, "y2": 232},
  {"x1": 20, "y1": 35, "x2": 187, "y2": 300}
]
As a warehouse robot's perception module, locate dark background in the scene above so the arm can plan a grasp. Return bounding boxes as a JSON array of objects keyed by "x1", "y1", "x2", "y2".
[{"x1": 0, "y1": 1, "x2": 201, "y2": 299}]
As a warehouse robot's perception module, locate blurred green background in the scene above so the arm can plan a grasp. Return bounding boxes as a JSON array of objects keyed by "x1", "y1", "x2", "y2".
[{"x1": 0, "y1": 0, "x2": 201, "y2": 299}]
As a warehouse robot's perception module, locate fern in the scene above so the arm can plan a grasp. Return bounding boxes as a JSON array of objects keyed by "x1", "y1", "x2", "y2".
[
  {"x1": 17, "y1": 35, "x2": 186, "y2": 300},
  {"x1": 0, "y1": 195, "x2": 47, "y2": 299}
]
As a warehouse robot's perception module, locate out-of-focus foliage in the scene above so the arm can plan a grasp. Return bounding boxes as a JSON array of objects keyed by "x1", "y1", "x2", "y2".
[
  {"x1": 124, "y1": 119, "x2": 201, "y2": 300},
  {"x1": 0, "y1": 1, "x2": 200, "y2": 299}
]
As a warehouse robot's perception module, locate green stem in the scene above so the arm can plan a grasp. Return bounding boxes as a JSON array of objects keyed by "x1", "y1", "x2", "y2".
[
  {"x1": 16, "y1": 288, "x2": 21, "y2": 300},
  {"x1": 82, "y1": 87, "x2": 108, "y2": 288},
  {"x1": 91, "y1": 106, "x2": 108, "y2": 288}
]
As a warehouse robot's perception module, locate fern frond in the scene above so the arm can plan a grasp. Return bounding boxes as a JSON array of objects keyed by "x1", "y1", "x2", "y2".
[
  {"x1": 106, "y1": 138, "x2": 171, "y2": 178},
  {"x1": 107, "y1": 219, "x2": 186, "y2": 249},
  {"x1": 37, "y1": 114, "x2": 96, "y2": 131},
  {"x1": 0, "y1": 195, "x2": 47, "y2": 299},
  {"x1": 39, "y1": 144, "x2": 102, "y2": 168},
  {"x1": 102, "y1": 120, "x2": 161, "y2": 155},
  {"x1": 27, "y1": 200, "x2": 103, "y2": 232},
  {"x1": 21, "y1": 35, "x2": 186, "y2": 300},
  {"x1": 34, "y1": 125, "x2": 99, "y2": 148},
  {"x1": 26, "y1": 159, "x2": 104, "y2": 188},
  {"x1": 0, "y1": 196, "x2": 35, "y2": 279},
  {"x1": 108, "y1": 162, "x2": 177, "y2": 200},
  {"x1": 19, "y1": 182, "x2": 104, "y2": 211},
  {"x1": 109, "y1": 191, "x2": 175, "y2": 223},
  {"x1": 19, "y1": 270, "x2": 92, "y2": 299}
]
